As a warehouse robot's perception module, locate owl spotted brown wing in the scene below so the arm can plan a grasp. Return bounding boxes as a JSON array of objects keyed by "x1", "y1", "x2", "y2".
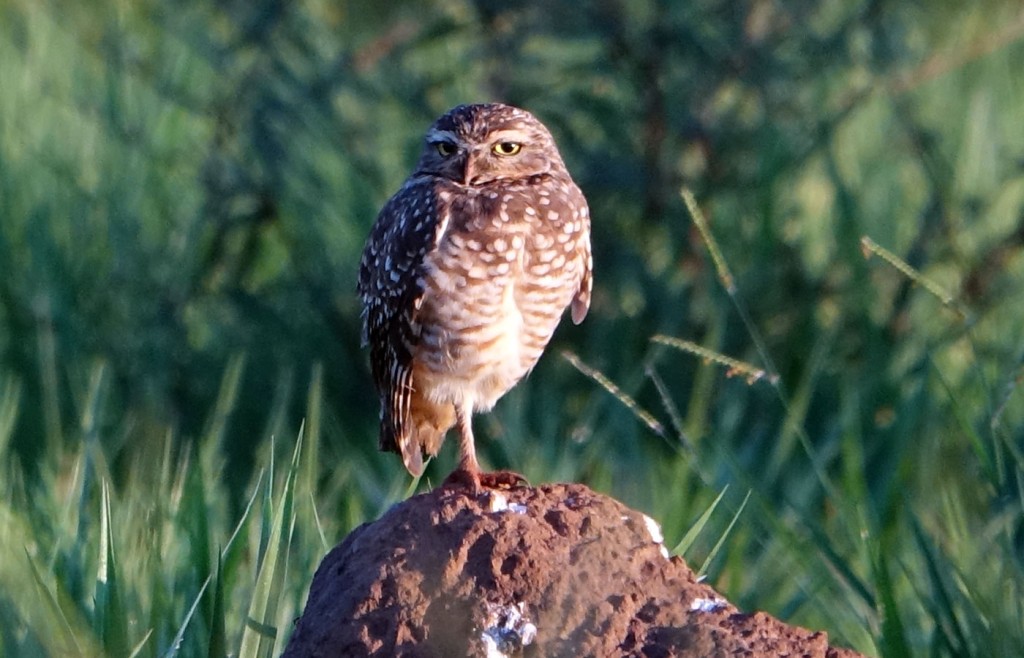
[
  {"x1": 357, "y1": 177, "x2": 449, "y2": 470},
  {"x1": 571, "y1": 204, "x2": 593, "y2": 324}
]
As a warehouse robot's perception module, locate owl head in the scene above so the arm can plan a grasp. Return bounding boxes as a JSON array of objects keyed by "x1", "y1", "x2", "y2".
[{"x1": 414, "y1": 103, "x2": 568, "y2": 186}]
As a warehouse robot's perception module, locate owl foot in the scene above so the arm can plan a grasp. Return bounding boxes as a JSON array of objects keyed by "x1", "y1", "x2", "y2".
[
  {"x1": 442, "y1": 468, "x2": 528, "y2": 494},
  {"x1": 480, "y1": 469, "x2": 529, "y2": 489}
]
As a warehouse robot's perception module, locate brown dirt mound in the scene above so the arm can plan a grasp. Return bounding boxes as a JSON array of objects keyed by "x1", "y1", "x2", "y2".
[{"x1": 283, "y1": 482, "x2": 866, "y2": 658}]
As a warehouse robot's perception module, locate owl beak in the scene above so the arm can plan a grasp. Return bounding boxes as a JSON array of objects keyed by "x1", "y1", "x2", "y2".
[{"x1": 460, "y1": 155, "x2": 475, "y2": 185}]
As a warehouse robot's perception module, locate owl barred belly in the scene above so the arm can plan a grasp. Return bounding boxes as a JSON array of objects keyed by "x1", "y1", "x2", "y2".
[
  {"x1": 357, "y1": 103, "x2": 592, "y2": 492},
  {"x1": 414, "y1": 182, "x2": 588, "y2": 413}
]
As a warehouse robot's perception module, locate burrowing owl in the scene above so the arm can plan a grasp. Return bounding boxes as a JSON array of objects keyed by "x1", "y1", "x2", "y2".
[{"x1": 358, "y1": 103, "x2": 592, "y2": 491}]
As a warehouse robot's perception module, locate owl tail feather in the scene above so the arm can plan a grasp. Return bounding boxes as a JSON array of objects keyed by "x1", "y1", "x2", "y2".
[
  {"x1": 400, "y1": 438, "x2": 424, "y2": 477},
  {"x1": 381, "y1": 392, "x2": 454, "y2": 478},
  {"x1": 401, "y1": 418, "x2": 452, "y2": 478},
  {"x1": 378, "y1": 420, "x2": 424, "y2": 477}
]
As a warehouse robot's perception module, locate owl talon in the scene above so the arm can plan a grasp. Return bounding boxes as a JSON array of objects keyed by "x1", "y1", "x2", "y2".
[
  {"x1": 480, "y1": 470, "x2": 529, "y2": 489},
  {"x1": 442, "y1": 468, "x2": 528, "y2": 494},
  {"x1": 442, "y1": 467, "x2": 482, "y2": 494}
]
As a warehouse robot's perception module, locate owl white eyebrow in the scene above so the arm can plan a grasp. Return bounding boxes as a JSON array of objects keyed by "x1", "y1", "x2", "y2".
[{"x1": 488, "y1": 129, "x2": 531, "y2": 144}]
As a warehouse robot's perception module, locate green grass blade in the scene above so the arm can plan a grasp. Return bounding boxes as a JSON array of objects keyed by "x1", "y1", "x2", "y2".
[
  {"x1": 96, "y1": 479, "x2": 129, "y2": 657},
  {"x1": 179, "y1": 447, "x2": 213, "y2": 622},
  {"x1": 697, "y1": 490, "x2": 751, "y2": 579},
  {"x1": 930, "y1": 358, "x2": 997, "y2": 486},
  {"x1": 256, "y1": 441, "x2": 276, "y2": 578},
  {"x1": 910, "y1": 517, "x2": 970, "y2": 655},
  {"x1": 202, "y1": 354, "x2": 246, "y2": 450},
  {"x1": 0, "y1": 376, "x2": 21, "y2": 459},
  {"x1": 238, "y1": 430, "x2": 303, "y2": 658},
  {"x1": 25, "y1": 549, "x2": 98, "y2": 657},
  {"x1": 671, "y1": 486, "x2": 728, "y2": 557},
  {"x1": 309, "y1": 491, "x2": 329, "y2": 554},
  {"x1": 302, "y1": 365, "x2": 323, "y2": 498},
  {"x1": 127, "y1": 629, "x2": 154, "y2": 658},
  {"x1": 207, "y1": 553, "x2": 226, "y2": 658},
  {"x1": 870, "y1": 543, "x2": 911, "y2": 658},
  {"x1": 222, "y1": 469, "x2": 265, "y2": 578},
  {"x1": 161, "y1": 576, "x2": 211, "y2": 658},
  {"x1": 804, "y1": 518, "x2": 875, "y2": 611}
]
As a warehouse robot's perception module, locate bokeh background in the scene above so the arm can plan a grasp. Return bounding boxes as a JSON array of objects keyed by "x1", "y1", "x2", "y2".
[{"x1": 2, "y1": 1, "x2": 1024, "y2": 656}]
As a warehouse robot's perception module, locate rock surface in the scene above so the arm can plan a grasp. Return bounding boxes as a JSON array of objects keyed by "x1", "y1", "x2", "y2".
[{"x1": 283, "y1": 482, "x2": 865, "y2": 657}]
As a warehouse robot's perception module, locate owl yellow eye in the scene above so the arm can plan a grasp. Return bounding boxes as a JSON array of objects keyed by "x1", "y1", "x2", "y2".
[
  {"x1": 492, "y1": 141, "x2": 522, "y2": 156},
  {"x1": 435, "y1": 141, "x2": 457, "y2": 156}
]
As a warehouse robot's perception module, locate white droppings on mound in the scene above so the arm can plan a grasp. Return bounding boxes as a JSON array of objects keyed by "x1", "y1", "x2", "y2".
[{"x1": 480, "y1": 601, "x2": 537, "y2": 657}]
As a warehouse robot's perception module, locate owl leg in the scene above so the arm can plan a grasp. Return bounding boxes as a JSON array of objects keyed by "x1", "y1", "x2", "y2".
[
  {"x1": 443, "y1": 399, "x2": 527, "y2": 493},
  {"x1": 443, "y1": 400, "x2": 482, "y2": 492}
]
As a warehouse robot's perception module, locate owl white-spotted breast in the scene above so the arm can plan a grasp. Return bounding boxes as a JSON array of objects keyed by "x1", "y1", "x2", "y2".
[{"x1": 357, "y1": 103, "x2": 592, "y2": 492}]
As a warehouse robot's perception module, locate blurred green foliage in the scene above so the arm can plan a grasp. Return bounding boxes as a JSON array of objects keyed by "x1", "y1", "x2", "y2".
[{"x1": 2, "y1": 0, "x2": 1024, "y2": 655}]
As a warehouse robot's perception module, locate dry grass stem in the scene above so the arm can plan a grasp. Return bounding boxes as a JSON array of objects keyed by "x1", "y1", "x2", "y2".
[
  {"x1": 651, "y1": 336, "x2": 778, "y2": 386},
  {"x1": 860, "y1": 236, "x2": 964, "y2": 317},
  {"x1": 561, "y1": 351, "x2": 666, "y2": 438}
]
